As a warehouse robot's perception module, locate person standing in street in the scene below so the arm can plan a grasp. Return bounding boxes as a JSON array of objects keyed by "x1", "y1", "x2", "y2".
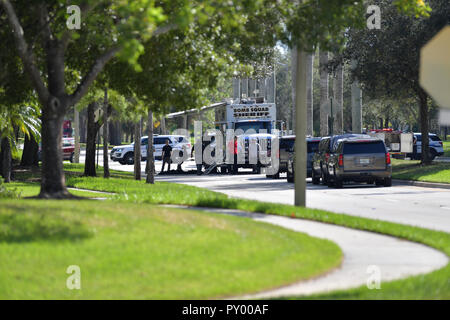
[
  {"x1": 161, "y1": 139, "x2": 173, "y2": 174},
  {"x1": 227, "y1": 136, "x2": 239, "y2": 174}
]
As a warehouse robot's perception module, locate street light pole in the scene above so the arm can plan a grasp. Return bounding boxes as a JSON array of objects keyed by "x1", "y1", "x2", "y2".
[{"x1": 294, "y1": 46, "x2": 308, "y2": 207}]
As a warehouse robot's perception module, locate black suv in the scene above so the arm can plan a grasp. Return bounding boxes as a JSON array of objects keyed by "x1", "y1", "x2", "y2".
[{"x1": 286, "y1": 137, "x2": 322, "y2": 183}]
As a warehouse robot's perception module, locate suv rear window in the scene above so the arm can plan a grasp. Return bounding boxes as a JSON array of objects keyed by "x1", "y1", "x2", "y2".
[
  {"x1": 307, "y1": 141, "x2": 319, "y2": 153},
  {"x1": 343, "y1": 142, "x2": 386, "y2": 154}
]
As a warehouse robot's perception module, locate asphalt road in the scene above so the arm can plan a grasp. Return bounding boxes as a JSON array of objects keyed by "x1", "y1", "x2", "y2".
[{"x1": 81, "y1": 151, "x2": 450, "y2": 233}]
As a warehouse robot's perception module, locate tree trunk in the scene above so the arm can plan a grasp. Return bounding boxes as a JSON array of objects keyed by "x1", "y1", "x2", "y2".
[
  {"x1": 134, "y1": 119, "x2": 141, "y2": 180},
  {"x1": 84, "y1": 102, "x2": 98, "y2": 177},
  {"x1": 146, "y1": 110, "x2": 155, "y2": 184},
  {"x1": 319, "y1": 51, "x2": 329, "y2": 137},
  {"x1": 73, "y1": 108, "x2": 80, "y2": 163},
  {"x1": 1, "y1": 137, "x2": 12, "y2": 183},
  {"x1": 351, "y1": 60, "x2": 363, "y2": 134},
  {"x1": 103, "y1": 88, "x2": 110, "y2": 179},
  {"x1": 39, "y1": 105, "x2": 71, "y2": 198},
  {"x1": 333, "y1": 64, "x2": 344, "y2": 134},
  {"x1": 20, "y1": 134, "x2": 39, "y2": 167},
  {"x1": 419, "y1": 89, "x2": 431, "y2": 165}
]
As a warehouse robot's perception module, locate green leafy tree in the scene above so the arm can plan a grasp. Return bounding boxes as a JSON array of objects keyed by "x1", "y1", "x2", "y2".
[
  {"x1": 0, "y1": 0, "x2": 183, "y2": 198},
  {"x1": 342, "y1": 0, "x2": 448, "y2": 164}
]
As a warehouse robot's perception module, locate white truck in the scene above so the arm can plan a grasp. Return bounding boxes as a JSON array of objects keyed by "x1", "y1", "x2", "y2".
[
  {"x1": 367, "y1": 129, "x2": 414, "y2": 158},
  {"x1": 210, "y1": 98, "x2": 280, "y2": 173}
]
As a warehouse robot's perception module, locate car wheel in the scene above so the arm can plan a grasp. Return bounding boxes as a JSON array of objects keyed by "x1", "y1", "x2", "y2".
[
  {"x1": 429, "y1": 149, "x2": 437, "y2": 161},
  {"x1": 312, "y1": 169, "x2": 320, "y2": 185},
  {"x1": 124, "y1": 152, "x2": 134, "y2": 165},
  {"x1": 384, "y1": 177, "x2": 392, "y2": 187},
  {"x1": 69, "y1": 153, "x2": 74, "y2": 163}
]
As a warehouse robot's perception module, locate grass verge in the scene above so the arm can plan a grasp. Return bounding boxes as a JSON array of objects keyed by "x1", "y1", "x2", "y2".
[
  {"x1": 61, "y1": 167, "x2": 450, "y2": 299},
  {"x1": 5, "y1": 164, "x2": 450, "y2": 299},
  {"x1": 392, "y1": 159, "x2": 450, "y2": 184},
  {"x1": 0, "y1": 200, "x2": 341, "y2": 299}
]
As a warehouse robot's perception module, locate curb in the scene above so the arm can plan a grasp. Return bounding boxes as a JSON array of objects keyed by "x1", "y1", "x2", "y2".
[{"x1": 393, "y1": 179, "x2": 450, "y2": 190}]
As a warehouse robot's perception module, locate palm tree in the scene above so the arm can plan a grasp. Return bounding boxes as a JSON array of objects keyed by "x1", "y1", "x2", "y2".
[{"x1": 0, "y1": 104, "x2": 41, "y2": 182}]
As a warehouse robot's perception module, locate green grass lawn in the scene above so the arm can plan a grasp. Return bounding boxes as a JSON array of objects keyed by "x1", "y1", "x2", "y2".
[
  {"x1": 0, "y1": 200, "x2": 341, "y2": 299},
  {"x1": 3, "y1": 163, "x2": 450, "y2": 299},
  {"x1": 391, "y1": 159, "x2": 450, "y2": 184},
  {"x1": 58, "y1": 166, "x2": 450, "y2": 300},
  {"x1": 3, "y1": 181, "x2": 113, "y2": 198}
]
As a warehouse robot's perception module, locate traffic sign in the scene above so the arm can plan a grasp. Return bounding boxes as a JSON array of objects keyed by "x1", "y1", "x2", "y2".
[{"x1": 420, "y1": 26, "x2": 450, "y2": 108}]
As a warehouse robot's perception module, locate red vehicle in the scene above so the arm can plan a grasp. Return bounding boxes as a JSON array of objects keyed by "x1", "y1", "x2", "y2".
[
  {"x1": 63, "y1": 120, "x2": 73, "y2": 137},
  {"x1": 38, "y1": 137, "x2": 76, "y2": 163}
]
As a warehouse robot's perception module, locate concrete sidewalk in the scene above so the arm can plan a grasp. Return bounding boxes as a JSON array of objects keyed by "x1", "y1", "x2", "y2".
[{"x1": 167, "y1": 205, "x2": 448, "y2": 299}]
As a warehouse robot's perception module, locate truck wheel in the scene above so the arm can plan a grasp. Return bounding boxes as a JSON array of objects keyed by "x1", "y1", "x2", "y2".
[
  {"x1": 321, "y1": 170, "x2": 328, "y2": 185},
  {"x1": 124, "y1": 152, "x2": 134, "y2": 165},
  {"x1": 384, "y1": 177, "x2": 392, "y2": 187},
  {"x1": 334, "y1": 173, "x2": 343, "y2": 188},
  {"x1": 266, "y1": 172, "x2": 280, "y2": 179},
  {"x1": 287, "y1": 172, "x2": 294, "y2": 183},
  {"x1": 312, "y1": 170, "x2": 320, "y2": 185}
]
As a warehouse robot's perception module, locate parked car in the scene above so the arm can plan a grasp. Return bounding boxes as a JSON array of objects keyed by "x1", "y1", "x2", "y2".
[
  {"x1": 286, "y1": 137, "x2": 322, "y2": 183},
  {"x1": 311, "y1": 134, "x2": 371, "y2": 185},
  {"x1": 38, "y1": 137, "x2": 76, "y2": 163},
  {"x1": 407, "y1": 133, "x2": 444, "y2": 161},
  {"x1": 266, "y1": 135, "x2": 295, "y2": 179},
  {"x1": 326, "y1": 137, "x2": 392, "y2": 188},
  {"x1": 110, "y1": 135, "x2": 192, "y2": 165}
]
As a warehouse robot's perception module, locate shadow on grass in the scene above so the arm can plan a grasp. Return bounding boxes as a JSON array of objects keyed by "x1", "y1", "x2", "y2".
[{"x1": 0, "y1": 205, "x2": 93, "y2": 243}]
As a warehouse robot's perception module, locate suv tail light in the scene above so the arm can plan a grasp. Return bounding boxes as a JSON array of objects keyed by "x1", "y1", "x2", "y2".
[
  {"x1": 325, "y1": 153, "x2": 330, "y2": 162},
  {"x1": 338, "y1": 154, "x2": 344, "y2": 166},
  {"x1": 439, "y1": 141, "x2": 443, "y2": 146},
  {"x1": 386, "y1": 152, "x2": 391, "y2": 165}
]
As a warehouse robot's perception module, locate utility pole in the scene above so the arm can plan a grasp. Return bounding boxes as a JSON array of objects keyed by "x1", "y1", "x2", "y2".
[{"x1": 294, "y1": 46, "x2": 308, "y2": 207}]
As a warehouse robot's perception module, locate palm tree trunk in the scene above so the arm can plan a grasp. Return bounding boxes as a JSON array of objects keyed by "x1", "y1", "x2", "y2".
[
  {"x1": 351, "y1": 60, "x2": 363, "y2": 134},
  {"x1": 333, "y1": 63, "x2": 344, "y2": 134},
  {"x1": 103, "y1": 88, "x2": 110, "y2": 178},
  {"x1": 84, "y1": 102, "x2": 98, "y2": 177},
  {"x1": 1, "y1": 137, "x2": 12, "y2": 183},
  {"x1": 134, "y1": 118, "x2": 142, "y2": 180},
  {"x1": 418, "y1": 88, "x2": 431, "y2": 165},
  {"x1": 319, "y1": 51, "x2": 329, "y2": 137}
]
